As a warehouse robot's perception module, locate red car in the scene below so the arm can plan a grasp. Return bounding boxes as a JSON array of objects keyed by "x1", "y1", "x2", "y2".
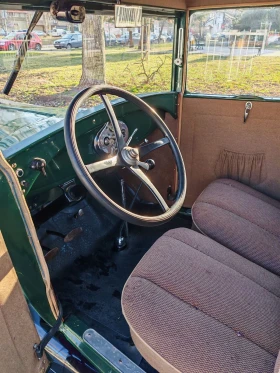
[{"x1": 0, "y1": 31, "x2": 42, "y2": 51}]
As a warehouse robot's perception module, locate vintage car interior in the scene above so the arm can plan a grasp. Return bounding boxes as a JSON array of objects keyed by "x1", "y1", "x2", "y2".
[{"x1": 0, "y1": 0, "x2": 280, "y2": 372}]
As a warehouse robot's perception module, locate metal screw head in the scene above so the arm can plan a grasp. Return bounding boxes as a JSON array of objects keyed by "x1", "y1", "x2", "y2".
[
  {"x1": 16, "y1": 168, "x2": 24, "y2": 178},
  {"x1": 12, "y1": 163, "x2": 17, "y2": 168}
]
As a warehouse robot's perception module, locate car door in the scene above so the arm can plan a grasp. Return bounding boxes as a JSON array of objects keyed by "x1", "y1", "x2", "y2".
[
  {"x1": 72, "y1": 34, "x2": 78, "y2": 47},
  {"x1": 29, "y1": 33, "x2": 36, "y2": 49},
  {"x1": 15, "y1": 33, "x2": 24, "y2": 49},
  {"x1": 0, "y1": 230, "x2": 49, "y2": 373},
  {"x1": 180, "y1": 5, "x2": 280, "y2": 207},
  {"x1": 77, "y1": 34, "x2": 82, "y2": 47}
]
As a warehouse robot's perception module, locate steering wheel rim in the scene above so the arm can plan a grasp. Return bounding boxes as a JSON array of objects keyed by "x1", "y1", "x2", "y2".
[{"x1": 64, "y1": 84, "x2": 186, "y2": 226}]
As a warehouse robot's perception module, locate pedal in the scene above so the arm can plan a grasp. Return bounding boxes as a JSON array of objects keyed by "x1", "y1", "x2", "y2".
[
  {"x1": 44, "y1": 247, "x2": 60, "y2": 262},
  {"x1": 73, "y1": 209, "x2": 84, "y2": 219},
  {"x1": 64, "y1": 227, "x2": 83, "y2": 243}
]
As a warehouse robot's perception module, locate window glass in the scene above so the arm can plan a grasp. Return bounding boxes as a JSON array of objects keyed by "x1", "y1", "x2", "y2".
[
  {"x1": 186, "y1": 7, "x2": 280, "y2": 98},
  {"x1": 0, "y1": 10, "x2": 174, "y2": 149},
  {"x1": 0, "y1": 11, "x2": 174, "y2": 109}
]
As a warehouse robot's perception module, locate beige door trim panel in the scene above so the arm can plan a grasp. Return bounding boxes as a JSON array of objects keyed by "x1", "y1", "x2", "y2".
[
  {"x1": 0, "y1": 231, "x2": 48, "y2": 373},
  {"x1": 181, "y1": 98, "x2": 280, "y2": 207}
]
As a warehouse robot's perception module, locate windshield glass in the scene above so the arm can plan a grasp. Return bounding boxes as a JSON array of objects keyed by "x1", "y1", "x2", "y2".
[{"x1": 0, "y1": 10, "x2": 175, "y2": 150}]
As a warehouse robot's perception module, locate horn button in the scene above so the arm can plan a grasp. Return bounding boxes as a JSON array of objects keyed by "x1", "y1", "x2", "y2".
[{"x1": 121, "y1": 146, "x2": 139, "y2": 166}]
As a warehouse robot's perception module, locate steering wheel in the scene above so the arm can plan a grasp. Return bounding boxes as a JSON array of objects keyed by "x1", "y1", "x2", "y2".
[{"x1": 64, "y1": 85, "x2": 186, "y2": 226}]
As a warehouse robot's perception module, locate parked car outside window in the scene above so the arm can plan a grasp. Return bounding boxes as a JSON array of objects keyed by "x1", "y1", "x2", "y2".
[
  {"x1": 50, "y1": 28, "x2": 67, "y2": 37},
  {"x1": 105, "y1": 33, "x2": 117, "y2": 46},
  {"x1": 34, "y1": 30, "x2": 47, "y2": 37},
  {"x1": 0, "y1": 32, "x2": 42, "y2": 51},
  {"x1": 54, "y1": 33, "x2": 82, "y2": 49}
]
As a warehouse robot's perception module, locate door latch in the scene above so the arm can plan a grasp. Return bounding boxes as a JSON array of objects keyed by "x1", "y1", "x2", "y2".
[{"x1": 244, "y1": 102, "x2": 252, "y2": 123}]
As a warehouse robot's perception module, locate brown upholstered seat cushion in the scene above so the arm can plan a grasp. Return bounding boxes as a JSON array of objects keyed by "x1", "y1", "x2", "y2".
[
  {"x1": 192, "y1": 178, "x2": 280, "y2": 276},
  {"x1": 122, "y1": 228, "x2": 280, "y2": 373}
]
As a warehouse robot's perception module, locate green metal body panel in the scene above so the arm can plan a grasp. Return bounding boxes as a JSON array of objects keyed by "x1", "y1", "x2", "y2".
[
  {"x1": 0, "y1": 167, "x2": 56, "y2": 325},
  {"x1": 172, "y1": 13, "x2": 186, "y2": 92}
]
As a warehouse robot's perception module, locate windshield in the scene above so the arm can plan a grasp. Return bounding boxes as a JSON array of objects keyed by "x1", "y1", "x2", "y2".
[{"x1": 0, "y1": 10, "x2": 175, "y2": 150}]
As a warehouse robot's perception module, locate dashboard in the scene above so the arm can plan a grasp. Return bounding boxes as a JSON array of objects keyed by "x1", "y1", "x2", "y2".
[{"x1": 3, "y1": 92, "x2": 178, "y2": 217}]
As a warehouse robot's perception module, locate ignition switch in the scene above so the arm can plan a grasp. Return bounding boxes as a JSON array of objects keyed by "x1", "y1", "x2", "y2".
[{"x1": 30, "y1": 157, "x2": 47, "y2": 176}]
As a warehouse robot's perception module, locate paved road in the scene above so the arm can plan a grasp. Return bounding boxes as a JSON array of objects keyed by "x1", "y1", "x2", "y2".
[
  {"x1": 40, "y1": 44, "x2": 280, "y2": 57},
  {"x1": 189, "y1": 45, "x2": 280, "y2": 57}
]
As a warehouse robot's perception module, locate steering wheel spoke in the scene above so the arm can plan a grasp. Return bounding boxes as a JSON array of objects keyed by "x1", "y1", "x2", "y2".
[
  {"x1": 86, "y1": 155, "x2": 118, "y2": 174},
  {"x1": 129, "y1": 166, "x2": 169, "y2": 212},
  {"x1": 100, "y1": 94, "x2": 125, "y2": 150},
  {"x1": 139, "y1": 137, "x2": 170, "y2": 158}
]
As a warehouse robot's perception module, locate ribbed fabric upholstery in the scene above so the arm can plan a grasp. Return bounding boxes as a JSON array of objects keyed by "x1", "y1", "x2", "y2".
[
  {"x1": 192, "y1": 178, "x2": 280, "y2": 275},
  {"x1": 122, "y1": 229, "x2": 280, "y2": 373}
]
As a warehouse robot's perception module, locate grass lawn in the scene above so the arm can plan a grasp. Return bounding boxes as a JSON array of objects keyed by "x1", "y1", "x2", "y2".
[
  {"x1": 0, "y1": 45, "x2": 173, "y2": 107},
  {"x1": 187, "y1": 53, "x2": 280, "y2": 97},
  {"x1": 0, "y1": 45, "x2": 279, "y2": 108}
]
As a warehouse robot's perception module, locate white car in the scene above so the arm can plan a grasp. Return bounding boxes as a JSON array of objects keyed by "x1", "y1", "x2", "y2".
[
  {"x1": 268, "y1": 35, "x2": 280, "y2": 45},
  {"x1": 50, "y1": 28, "x2": 67, "y2": 37}
]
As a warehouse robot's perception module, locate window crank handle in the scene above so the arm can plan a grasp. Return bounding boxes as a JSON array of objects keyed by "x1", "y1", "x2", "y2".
[{"x1": 244, "y1": 102, "x2": 252, "y2": 123}]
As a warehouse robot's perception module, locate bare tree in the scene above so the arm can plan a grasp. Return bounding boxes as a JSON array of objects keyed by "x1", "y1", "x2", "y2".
[
  {"x1": 157, "y1": 19, "x2": 166, "y2": 43},
  {"x1": 79, "y1": 14, "x2": 106, "y2": 86},
  {"x1": 128, "y1": 29, "x2": 134, "y2": 48},
  {"x1": 138, "y1": 18, "x2": 151, "y2": 59}
]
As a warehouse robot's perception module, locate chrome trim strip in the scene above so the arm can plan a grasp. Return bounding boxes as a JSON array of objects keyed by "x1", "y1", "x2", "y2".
[{"x1": 83, "y1": 329, "x2": 145, "y2": 373}]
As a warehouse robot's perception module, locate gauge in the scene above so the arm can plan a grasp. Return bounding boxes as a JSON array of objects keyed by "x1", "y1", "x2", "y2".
[{"x1": 94, "y1": 121, "x2": 129, "y2": 155}]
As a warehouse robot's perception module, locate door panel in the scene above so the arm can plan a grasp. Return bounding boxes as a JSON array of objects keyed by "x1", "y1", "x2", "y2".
[
  {"x1": 0, "y1": 231, "x2": 48, "y2": 373},
  {"x1": 180, "y1": 97, "x2": 280, "y2": 207}
]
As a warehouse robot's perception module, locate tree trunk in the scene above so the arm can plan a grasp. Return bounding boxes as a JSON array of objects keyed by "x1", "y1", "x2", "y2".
[
  {"x1": 128, "y1": 29, "x2": 134, "y2": 48},
  {"x1": 158, "y1": 20, "x2": 166, "y2": 43},
  {"x1": 79, "y1": 14, "x2": 106, "y2": 87},
  {"x1": 138, "y1": 18, "x2": 151, "y2": 55}
]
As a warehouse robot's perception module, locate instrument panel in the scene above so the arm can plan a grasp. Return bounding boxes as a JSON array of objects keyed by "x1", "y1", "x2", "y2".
[{"x1": 94, "y1": 121, "x2": 129, "y2": 155}]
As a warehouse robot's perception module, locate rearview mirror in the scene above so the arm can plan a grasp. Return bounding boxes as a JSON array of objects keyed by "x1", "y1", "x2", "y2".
[{"x1": 50, "y1": 1, "x2": 86, "y2": 23}]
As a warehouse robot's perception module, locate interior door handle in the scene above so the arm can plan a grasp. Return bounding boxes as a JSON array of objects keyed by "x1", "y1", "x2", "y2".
[{"x1": 244, "y1": 101, "x2": 252, "y2": 123}]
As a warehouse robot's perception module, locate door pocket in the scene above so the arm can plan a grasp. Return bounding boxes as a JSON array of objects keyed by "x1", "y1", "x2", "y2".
[{"x1": 215, "y1": 149, "x2": 267, "y2": 187}]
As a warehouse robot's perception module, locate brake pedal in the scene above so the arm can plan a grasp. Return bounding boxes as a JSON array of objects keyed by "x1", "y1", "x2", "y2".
[
  {"x1": 64, "y1": 227, "x2": 83, "y2": 242},
  {"x1": 44, "y1": 247, "x2": 60, "y2": 262}
]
